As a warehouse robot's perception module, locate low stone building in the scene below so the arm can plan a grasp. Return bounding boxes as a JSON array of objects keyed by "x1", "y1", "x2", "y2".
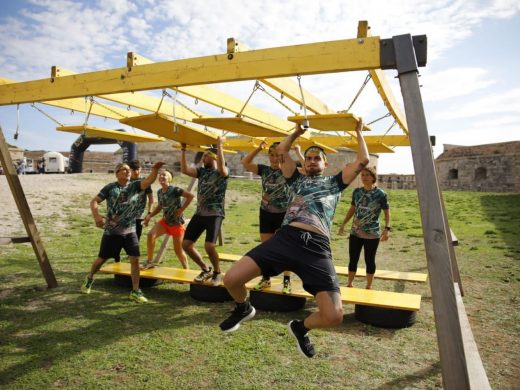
[
  {"x1": 377, "y1": 174, "x2": 416, "y2": 190},
  {"x1": 435, "y1": 141, "x2": 520, "y2": 192}
]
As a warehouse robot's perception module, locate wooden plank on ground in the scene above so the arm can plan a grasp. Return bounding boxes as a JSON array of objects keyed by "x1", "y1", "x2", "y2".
[
  {"x1": 99, "y1": 263, "x2": 421, "y2": 311},
  {"x1": 213, "y1": 253, "x2": 428, "y2": 282}
]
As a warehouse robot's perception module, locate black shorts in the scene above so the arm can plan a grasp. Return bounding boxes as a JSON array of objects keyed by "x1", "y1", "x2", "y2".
[
  {"x1": 183, "y1": 214, "x2": 223, "y2": 244},
  {"x1": 98, "y1": 232, "x2": 140, "y2": 260},
  {"x1": 246, "y1": 225, "x2": 340, "y2": 296},
  {"x1": 259, "y1": 208, "x2": 286, "y2": 234}
]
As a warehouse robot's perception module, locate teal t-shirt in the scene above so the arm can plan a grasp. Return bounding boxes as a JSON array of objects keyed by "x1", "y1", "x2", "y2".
[
  {"x1": 158, "y1": 185, "x2": 184, "y2": 226},
  {"x1": 350, "y1": 187, "x2": 389, "y2": 238},
  {"x1": 283, "y1": 170, "x2": 347, "y2": 238},
  {"x1": 195, "y1": 166, "x2": 228, "y2": 217},
  {"x1": 257, "y1": 164, "x2": 290, "y2": 213},
  {"x1": 131, "y1": 176, "x2": 152, "y2": 218},
  {"x1": 98, "y1": 180, "x2": 144, "y2": 234}
]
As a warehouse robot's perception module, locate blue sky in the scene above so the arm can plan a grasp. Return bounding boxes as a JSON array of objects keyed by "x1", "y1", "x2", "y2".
[{"x1": 0, "y1": 0, "x2": 519, "y2": 174}]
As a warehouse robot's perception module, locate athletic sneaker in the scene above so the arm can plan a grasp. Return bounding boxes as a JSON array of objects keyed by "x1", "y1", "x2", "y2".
[
  {"x1": 194, "y1": 267, "x2": 213, "y2": 283},
  {"x1": 288, "y1": 320, "x2": 315, "y2": 358},
  {"x1": 253, "y1": 277, "x2": 271, "y2": 290},
  {"x1": 210, "y1": 272, "x2": 223, "y2": 286},
  {"x1": 282, "y1": 278, "x2": 291, "y2": 294},
  {"x1": 140, "y1": 261, "x2": 155, "y2": 270},
  {"x1": 129, "y1": 289, "x2": 148, "y2": 303},
  {"x1": 81, "y1": 276, "x2": 94, "y2": 294},
  {"x1": 219, "y1": 302, "x2": 256, "y2": 333}
]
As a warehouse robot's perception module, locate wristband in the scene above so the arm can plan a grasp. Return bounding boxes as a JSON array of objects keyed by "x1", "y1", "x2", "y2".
[{"x1": 384, "y1": 226, "x2": 391, "y2": 231}]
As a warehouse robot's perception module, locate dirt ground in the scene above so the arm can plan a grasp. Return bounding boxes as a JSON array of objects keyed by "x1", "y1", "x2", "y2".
[{"x1": 0, "y1": 173, "x2": 113, "y2": 237}]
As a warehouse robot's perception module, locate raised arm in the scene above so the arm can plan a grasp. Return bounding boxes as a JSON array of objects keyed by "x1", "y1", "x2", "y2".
[
  {"x1": 278, "y1": 125, "x2": 306, "y2": 178},
  {"x1": 342, "y1": 119, "x2": 370, "y2": 185},
  {"x1": 216, "y1": 137, "x2": 229, "y2": 177},
  {"x1": 140, "y1": 161, "x2": 165, "y2": 190},
  {"x1": 241, "y1": 140, "x2": 266, "y2": 173},
  {"x1": 180, "y1": 144, "x2": 198, "y2": 178}
]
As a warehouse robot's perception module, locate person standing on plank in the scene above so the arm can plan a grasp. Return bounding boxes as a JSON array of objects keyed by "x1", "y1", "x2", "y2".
[
  {"x1": 241, "y1": 141, "x2": 293, "y2": 294},
  {"x1": 140, "y1": 169, "x2": 194, "y2": 269},
  {"x1": 180, "y1": 137, "x2": 229, "y2": 286},
  {"x1": 219, "y1": 119, "x2": 369, "y2": 358},
  {"x1": 81, "y1": 161, "x2": 164, "y2": 303},
  {"x1": 338, "y1": 166, "x2": 390, "y2": 289}
]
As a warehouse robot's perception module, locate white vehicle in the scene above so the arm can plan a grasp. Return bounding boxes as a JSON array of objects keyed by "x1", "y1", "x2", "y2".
[
  {"x1": 24, "y1": 158, "x2": 36, "y2": 174},
  {"x1": 43, "y1": 152, "x2": 67, "y2": 173}
]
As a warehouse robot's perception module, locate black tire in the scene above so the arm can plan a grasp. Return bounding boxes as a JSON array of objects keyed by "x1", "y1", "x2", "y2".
[
  {"x1": 189, "y1": 284, "x2": 233, "y2": 302},
  {"x1": 354, "y1": 304, "x2": 417, "y2": 328},
  {"x1": 113, "y1": 274, "x2": 157, "y2": 289},
  {"x1": 250, "y1": 290, "x2": 307, "y2": 312}
]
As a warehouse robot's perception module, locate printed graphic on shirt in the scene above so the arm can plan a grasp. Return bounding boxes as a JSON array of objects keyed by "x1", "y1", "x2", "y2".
[
  {"x1": 196, "y1": 167, "x2": 228, "y2": 217},
  {"x1": 158, "y1": 186, "x2": 185, "y2": 226},
  {"x1": 350, "y1": 187, "x2": 389, "y2": 237},
  {"x1": 131, "y1": 177, "x2": 152, "y2": 218},
  {"x1": 282, "y1": 171, "x2": 347, "y2": 237},
  {"x1": 98, "y1": 180, "x2": 145, "y2": 234},
  {"x1": 257, "y1": 164, "x2": 290, "y2": 213}
]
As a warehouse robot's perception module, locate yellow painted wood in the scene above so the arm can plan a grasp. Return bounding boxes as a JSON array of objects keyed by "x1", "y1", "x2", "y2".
[
  {"x1": 99, "y1": 262, "x2": 421, "y2": 311},
  {"x1": 51, "y1": 67, "x2": 205, "y2": 122},
  {"x1": 215, "y1": 253, "x2": 427, "y2": 282},
  {"x1": 56, "y1": 125, "x2": 165, "y2": 143},
  {"x1": 312, "y1": 135, "x2": 409, "y2": 149},
  {"x1": 0, "y1": 77, "x2": 141, "y2": 121},
  {"x1": 222, "y1": 136, "x2": 337, "y2": 154},
  {"x1": 171, "y1": 143, "x2": 237, "y2": 154},
  {"x1": 193, "y1": 117, "x2": 290, "y2": 137},
  {"x1": 0, "y1": 36, "x2": 382, "y2": 105},
  {"x1": 287, "y1": 113, "x2": 372, "y2": 132},
  {"x1": 120, "y1": 113, "x2": 218, "y2": 146},
  {"x1": 357, "y1": 21, "x2": 408, "y2": 134}
]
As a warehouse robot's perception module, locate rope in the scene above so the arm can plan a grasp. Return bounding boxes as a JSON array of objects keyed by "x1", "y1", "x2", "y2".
[
  {"x1": 14, "y1": 104, "x2": 20, "y2": 140},
  {"x1": 297, "y1": 76, "x2": 309, "y2": 129},
  {"x1": 30, "y1": 103, "x2": 64, "y2": 126},
  {"x1": 256, "y1": 83, "x2": 297, "y2": 115},
  {"x1": 345, "y1": 73, "x2": 372, "y2": 113}
]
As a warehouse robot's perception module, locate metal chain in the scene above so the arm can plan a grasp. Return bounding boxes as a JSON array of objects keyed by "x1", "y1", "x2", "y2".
[
  {"x1": 237, "y1": 81, "x2": 260, "y2": 116},
  {"x1": 345, "y1": 73, "x2": 372, "y2": 113},
  {"x1": 90, "y1": 97, "x2": 126, "y2": 118},
  {"x1": 297, "y1": 76, "x2": 309, "y2": 128},
  {"x1": 367, "y1": 112, "x2": 391, "y2": 126},
  {"x1": 256, "y1": 83, "x2": 297, "y2": 114}
]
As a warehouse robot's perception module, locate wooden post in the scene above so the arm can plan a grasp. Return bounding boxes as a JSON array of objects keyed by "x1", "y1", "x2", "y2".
[
  {"x1": 0, "y1": 125, "x2": 58, "y2": 288},
  {"x1": 393, "y1": 34, "x2": 470, "y2": 389}
]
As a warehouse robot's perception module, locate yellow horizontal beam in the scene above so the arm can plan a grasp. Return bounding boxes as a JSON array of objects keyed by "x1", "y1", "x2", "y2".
[
  {"x1": 287, "y1": 113, "x2": 372, "y2": 132},
  {"x1": 312, "y1": 134, "x2": 409, "y2": 147},
  {"x1": 0, "y1": 36, "x2": 381, "y2": 105},
  {"x1": 224, "y1": 135, "x2": 336, "y2": 154},
  {"x1": 51, "y1": 67, "x2": 205, "y2": 122},
  {"x1": 227, "y1": 38, "x2": 334, "y2": 114},
  {"x1": 56, "y1": 125, "x2": 165, "y2": 143},
  {"x1": 193, "y1": 117, "x2": 290, "y2": 137},
  {"x1": 127, "y1": 52, "x2": 295, "y2": 132}
]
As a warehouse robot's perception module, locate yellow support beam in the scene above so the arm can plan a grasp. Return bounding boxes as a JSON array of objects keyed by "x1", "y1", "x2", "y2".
[
  {"x1": 0, "y1": 36, "x2": 382, "y2": 105},
  {"x1": 56, "y1": 125, "x2": 165, "y2": 143},
  {"x1": 51, "y1": 67, "x2": 205, "y2": 122},
  {"x1": 227, "y1": 38, "x2": 334, "y2": 114},
  {"x1": 127, "y1": 52, "x2": 294, "y2": 132},
  {"x1": 357, "y1": 21, "x2": 408, "y2": 134}
]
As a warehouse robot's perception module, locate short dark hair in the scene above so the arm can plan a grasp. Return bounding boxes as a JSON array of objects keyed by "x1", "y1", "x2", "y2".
[{"x1": 128, "y1": 160, "x2": 141, "y2": 170}]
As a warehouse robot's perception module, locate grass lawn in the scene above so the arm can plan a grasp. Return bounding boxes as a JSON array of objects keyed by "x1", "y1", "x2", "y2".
[{"x1": 0, "y1": 175, "x2": 518, "y2": 389}]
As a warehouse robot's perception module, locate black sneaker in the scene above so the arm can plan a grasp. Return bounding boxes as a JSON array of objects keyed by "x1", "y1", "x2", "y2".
[
  {"x1": 288, "y1": 320, "x2": 315, "y2": 358},
  {"x1": 219, "y1": 303, "x2": 256, "y2": 333}
]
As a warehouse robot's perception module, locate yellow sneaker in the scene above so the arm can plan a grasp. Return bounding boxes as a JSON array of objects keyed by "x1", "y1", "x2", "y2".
[{"x1": 129, "y1": 289, "x2": 148, "y2": 303}]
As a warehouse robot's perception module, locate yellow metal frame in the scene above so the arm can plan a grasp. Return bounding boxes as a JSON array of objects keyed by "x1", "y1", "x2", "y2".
[{"x1": 56, "y1": 125, "x2": 165, "y2": 143}]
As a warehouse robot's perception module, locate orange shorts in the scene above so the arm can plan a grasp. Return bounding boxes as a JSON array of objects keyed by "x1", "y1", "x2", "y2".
[{"x1": 159, "y1": 218, "x2": 185, "y2": 237}]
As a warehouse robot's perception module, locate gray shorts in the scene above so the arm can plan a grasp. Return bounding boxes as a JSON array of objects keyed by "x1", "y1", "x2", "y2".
[{"x1": 246, "y1": 225, "x2": 340, "y2": 296}]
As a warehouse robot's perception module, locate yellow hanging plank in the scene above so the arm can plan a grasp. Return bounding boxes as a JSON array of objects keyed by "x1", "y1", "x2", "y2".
[
  {"x1": 120, "y1": 113, "x2": 218, "y2": 146},
  {"x1": 287, "y1": 113, "x2": 372, "y2": 132},
  {"x1": 310, "y1": 135, "x2": 395, "y2": 153},
  {"x1": 223, "y1": 136, "x2": 336, "y2": 154},
  {"x1": 193, "y1": 117, "x2": 290, "y2": 137},
  {"x1": 56, "y1": 125, "x2": 165, "y2": 143},
  {"x1": 170, "y1": 143, "x2": 237, "y2": 154}
]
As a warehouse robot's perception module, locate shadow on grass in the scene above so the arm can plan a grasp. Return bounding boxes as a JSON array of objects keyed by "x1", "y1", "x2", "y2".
[
  {"x1": 375, "y1": 361, "x2": 441, "y2": 389},
  {"x1": 0, "y1": 277, "x2": 220, "y2": 386}
]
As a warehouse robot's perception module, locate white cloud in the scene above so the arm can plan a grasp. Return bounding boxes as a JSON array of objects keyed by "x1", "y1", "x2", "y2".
[{"x1": 422, "y1": 68, "x2": 496, "y2": 101}]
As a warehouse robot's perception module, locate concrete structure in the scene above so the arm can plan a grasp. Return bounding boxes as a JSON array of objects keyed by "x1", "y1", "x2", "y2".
[
  {"x1": 378, "y1": 174, "x2": 416, "y2": 190},
  {"x1": 435, "y1": 141, "x2": 520, "y2": 193}
]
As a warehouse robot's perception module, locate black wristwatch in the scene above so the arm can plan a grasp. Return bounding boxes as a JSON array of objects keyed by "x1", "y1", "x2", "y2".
[{"x1": 384, "y1": 226, "x2": 391, "y2": 231}]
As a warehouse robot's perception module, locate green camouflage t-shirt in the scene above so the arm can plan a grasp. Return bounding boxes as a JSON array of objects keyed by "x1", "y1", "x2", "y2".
[
  {"x1": 195, "y1": 167, "x2": 228, "y2": 217},
  {"x1": 98, "y1": 180, "x2": 144, "y2": 234},
  {"x1": 158, "y1": 185, "x2": 185, "y2": 226},
  {"x1": 283, "y1": 170, "x2": 347, "y2": 238},
  {"x1": 350, "y1": 187, "x2": 389, "y2": 238},
  {"x1": 130, "y1": 176, "x2": 152, "y2": 218},
  {"x1": 257, "y1": 164, "x2": 290, "y2": 213}
]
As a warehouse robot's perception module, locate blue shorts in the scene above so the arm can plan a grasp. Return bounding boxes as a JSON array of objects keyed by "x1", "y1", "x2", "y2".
[
  {"x1": 98, "y1": 232, "x2": 140, "y2": 260},
  {"x1": 246, "y1": 225, "x2": 340, "y2": 296}
]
